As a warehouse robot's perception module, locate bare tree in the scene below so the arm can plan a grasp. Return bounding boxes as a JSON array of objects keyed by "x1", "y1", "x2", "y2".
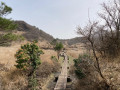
[
  {"x1": 77, "y1": 21, "x2": 111, "y2": 89},
  {"x1": 98, "y1": 0, "x2": 120, "y2": 56},
  {"x1": 99, "y1": 0, "x2": 120, "y2": 37}
]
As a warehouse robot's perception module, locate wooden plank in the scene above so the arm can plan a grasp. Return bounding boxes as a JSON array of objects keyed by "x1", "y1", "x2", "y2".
[{"x1": 54, "y1": 53, "x2": 68, "y2": 90}]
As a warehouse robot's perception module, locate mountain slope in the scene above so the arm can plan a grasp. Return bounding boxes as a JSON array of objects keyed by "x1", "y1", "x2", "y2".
[
  {"x1": 60, "y1": 37, "x2": 87, "y2": 45},
  {"x1": 15, "y1": 21, "x2": 86, "y2": 45},
  {"x1": 15, "y1": 21, "x2": 54, "y2": 42}
]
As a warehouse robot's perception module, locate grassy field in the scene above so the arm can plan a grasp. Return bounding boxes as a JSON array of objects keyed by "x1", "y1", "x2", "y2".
[{"x1": 0, "y1": 41, "x2": 58, "y2": 90}]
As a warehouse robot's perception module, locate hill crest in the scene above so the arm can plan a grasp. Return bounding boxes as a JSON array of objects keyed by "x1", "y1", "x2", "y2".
[{"x1": 15, "y1": 21, "x2": 54, "y2": 42}]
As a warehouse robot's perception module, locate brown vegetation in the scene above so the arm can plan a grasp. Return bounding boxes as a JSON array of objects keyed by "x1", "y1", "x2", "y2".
[
  {"x1": 15, "y1": 21, "x2": 54, "y2": 42},
  {"x1": 0, "y1": 41, "x2": 60, "y2": 90},
  {"x1": 76, "y1": 0, "x2": 120, "y2": 89}
]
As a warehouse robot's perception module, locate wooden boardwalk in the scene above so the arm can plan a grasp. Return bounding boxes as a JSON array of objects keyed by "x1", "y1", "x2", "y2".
[{"x1": 54, "y1": 53, "x2": 68, "y2": 90}]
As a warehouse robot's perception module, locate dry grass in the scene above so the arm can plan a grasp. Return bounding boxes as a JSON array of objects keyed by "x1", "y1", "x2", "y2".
[
  {"x1": 0, "y1": 42, "x2": 28, "y2": 90},
  {"x1": 66, "y1": 43, "x2": 86, "y2": 58},
  {"x1": 99, "y1": 57, "x2": 120, "y2": 89},
  {"x1": 0, "y1": 41, "x2": 58, "y2": 90},
  {"x1": 0, "y1": 65, "x2": 28, "y2": 90},
  {"x1": 67, "y1": 49, "x2": 86, "y2": 58},
  {"x1": 1, "y1": 41, "x2": 120, "y2": 89},
  {"x1": 41, "y1": 50, "x2": 57, "y2": 64},
  {"x1": 74, "y1": 57, "x2": 120, "y2": 89},
  {"x1": 0, "y1": 40, "x2": 56, "y2": 65},
  {"x1": 66, "y1": 43, "x2": 120, "y2": 89},
  {"x1": 0, "y1": 44, "x2": 20, "y2": 66}
]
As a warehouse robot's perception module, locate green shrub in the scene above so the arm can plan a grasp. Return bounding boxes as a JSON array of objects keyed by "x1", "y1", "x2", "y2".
[
  {"x1": 54, "y1": 42, "x2": 63, "y2": 59},
  {"x1": 0, "y1": 33, "x2": 24, "y2": 46},
  {"x1": 15, "y1": 42, "x2": 44, "y2": 71},
  {"x1": 15, "y1": 42, "x2": 44, "y2": 90},
  {"x1": 75, "y1": 69, "x2": 85, "y2": 79},
  {"x1": 74, "y1": 54, "x2": 92, "y2": 79},
  {"x1": 1, "y1": 33, "x2": 24, "y2": 41},
  {"x1": 74, "y1": 58, "x2": 85, "y2": 79},
  {"x1": 54, "y1": 42, "x2": 63, "y2": 51},
  {"x1": 0, "y1": 17, "x2": 17, "y2": 31}
]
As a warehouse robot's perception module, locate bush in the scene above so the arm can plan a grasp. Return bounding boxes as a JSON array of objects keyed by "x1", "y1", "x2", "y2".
[
  {"x1": 15, "y1": 42, "x2": 44, "y2": 90},
  {"x1": 74, "y1": 54, "x2": 93, "y2": 79},
  {"x1": 15, "y1": 42, "x2": 44, "y2": 71},
  {"x1": 0, "y1": 33, "x2": 24, "y2": 41},
  {"x1": 0, "y1": 33, "x2": 24, "y2": 46},
  {"x1": 0, "y1": 17, "x2": 17, "y2": 31},
  {"x1": 54, "y1": 42, "x2": 64, "y2": 59},
  {"x1": 75, "y1": 69, "x2": 85, "y2": 79},
  {"x1": 73, "y1": 54, "x2": 109, "y2": 89}
]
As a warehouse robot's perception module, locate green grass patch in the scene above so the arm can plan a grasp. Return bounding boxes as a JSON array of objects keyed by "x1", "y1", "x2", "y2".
[
  {"x1": 0, "y1": 33, "x2": 24, "y2": 46},
  {"x1": 68, "y1": 55, "x2": 74, "y2": 65},
  {"x1": 59, "y1": 56, "x2": 64, "y2": 65}
]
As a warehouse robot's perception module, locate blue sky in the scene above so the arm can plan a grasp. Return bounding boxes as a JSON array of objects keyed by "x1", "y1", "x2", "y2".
[{"x1": 1, "y1": 0, "x2": 107, "y2": 39}]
